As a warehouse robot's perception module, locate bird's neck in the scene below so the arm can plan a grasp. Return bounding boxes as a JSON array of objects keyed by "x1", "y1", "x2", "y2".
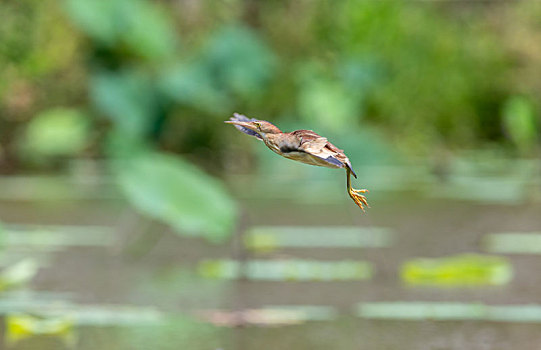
[{"x1": 263, "y1": 133, "x2": 299, "y2": 154}]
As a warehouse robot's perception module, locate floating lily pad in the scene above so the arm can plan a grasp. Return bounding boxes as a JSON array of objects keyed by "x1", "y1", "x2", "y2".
[
  {"x1": 401, "y1": 254, "x2": 512, "y2": 287},
  {"x1": 3, "y1": 224, "x2": 116, "y2": 250},
  {"x1": 198, "y1": 259, "x2": 372, "y2": 281},
  {"x1": 483, "y1": 232, "x2": 541, "y2": 254},
  {"x1": 5, "y1": 313, "x2": 75, "y2": 346},
  {"x1": 196, "y1": 305, "x2": 337, "y2": 327},
  {"x1": 0, "y1": 259, "x2": 40, "y2": 291},
  {"x1": 0, "y1": 175, "x2": 115, "y2": 201},
  {"x1": 357, "y1": 302, "x2": 541, "y2": 323},
  {"x1": 0, "y1": 293, "x2": 163, "y2": 326},
  {"x1": 244, "y1": 226, "x2": 393, "y2": 252},
  {"x1": 426, "y1": 176, "x2": 527, "y2": 204},
  {"x1": 358, "y1": 302, "x2": 486, "y2": 321}
]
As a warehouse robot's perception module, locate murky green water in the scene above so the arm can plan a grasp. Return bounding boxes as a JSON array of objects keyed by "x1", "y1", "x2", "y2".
[{"x1": 0, "y1": 167, "x2": 541, "y2": 349}]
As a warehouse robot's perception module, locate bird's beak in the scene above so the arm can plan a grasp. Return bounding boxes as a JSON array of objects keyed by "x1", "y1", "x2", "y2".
[{"x1": 224, "y1": 120, "x2": 257, "y2": 131}]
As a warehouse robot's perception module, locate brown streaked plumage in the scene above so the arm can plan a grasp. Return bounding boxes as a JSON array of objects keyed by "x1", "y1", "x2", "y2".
[{"x1": 225, "y1": 113, "x2": 369, "y2": 211}]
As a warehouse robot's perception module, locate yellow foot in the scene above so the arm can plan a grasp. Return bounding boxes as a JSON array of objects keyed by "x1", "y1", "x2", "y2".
[{"x1": 348, "y1": 188, "x2": 370, "y2": 212}]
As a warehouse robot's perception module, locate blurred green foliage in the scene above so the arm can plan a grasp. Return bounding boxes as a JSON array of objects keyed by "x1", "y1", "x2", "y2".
[
  {"x1": 91, "y1": 70, "x2": 156, "y2": 140},
  {"x1": 66, "y1": 0, "x2": 178, "y2": 60},
  {"x1": 18, "y1": 108, "x2": 90, "y2": 162},
  {"x1": 3, "y1": 0, "x2": 541, "y2": 164},
  {"x1": 339, "y1": 1, "x2": 504, "y2": 150},
  {"x1": 2, "y1": 0, "x2": 539, "y2": 167},
  {"x1": 502, "y1": 96, "x2": 539, "y2": 155}
]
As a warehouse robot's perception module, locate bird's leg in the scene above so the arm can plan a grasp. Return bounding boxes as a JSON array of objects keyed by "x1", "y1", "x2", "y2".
[{"x1": 346, "y1": 168, "x2": 369, "y2": 211}]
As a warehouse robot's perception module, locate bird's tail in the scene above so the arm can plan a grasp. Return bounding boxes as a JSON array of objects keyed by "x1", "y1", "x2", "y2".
[
  {"x1": 346, "y1": 164, "x2": 357, "y2": 179},
  {"x1": 228, "y1": 113, "x2": 263, "y2": 140}
]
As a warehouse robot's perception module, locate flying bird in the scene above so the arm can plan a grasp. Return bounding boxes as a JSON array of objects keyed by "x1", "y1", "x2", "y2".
[{"x1": 225, "y1": 113, "x2": 369, "y2": 211}]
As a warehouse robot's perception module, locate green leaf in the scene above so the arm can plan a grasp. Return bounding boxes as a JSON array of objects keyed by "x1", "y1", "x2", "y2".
[
  {"x1": 200, "y1": 25, "x2": 276, "y2": 99},
  {"x1": 90, "y1": 71, "x2": 155, "y2": 138},
  {"x1": 65, "y1": 0, "x2": 177, "y2": 59},
  {"x1": 19, "y1": 108, "x2": 90, "y2": 160},
  {"x1": 65, "y1": 0, "x2": 117, "y2": 44},
  {"x1": 114, "y1": 152, "x2": 237, "y2": 242},
  {"x1": 297, "y1": 79, "x2": 358, "y2": 132},
  {"x1": 119, "y1": 0, "x2": 177, "y2": 60},
  {"x1": 502, "y1": 96, "x2": 538, "y2": 153},
  {"x1": 159, "y1": 63, "x2": 231, "y2": 114}
]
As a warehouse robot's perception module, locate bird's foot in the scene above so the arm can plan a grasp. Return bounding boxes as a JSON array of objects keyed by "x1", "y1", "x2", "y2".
[{"x1": 348, "y1": 188, "x2": 370, "y2": 212}]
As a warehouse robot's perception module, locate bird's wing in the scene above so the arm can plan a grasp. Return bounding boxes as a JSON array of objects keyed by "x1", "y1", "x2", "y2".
[
  {"x1": 325, "y1": 141, "x2": 357, "y2": 178},
  {"x1": 295, "y1": 132, "x2": 345, "y2": 168},
  {"x1": 294, "y1": 130, "x2": 357, "y2": 177},
  {"x1": 228, "y1": 113, "x2": 263, "y2": 140}
]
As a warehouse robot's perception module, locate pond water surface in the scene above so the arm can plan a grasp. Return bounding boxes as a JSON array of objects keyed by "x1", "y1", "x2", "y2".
[{"x1": 0, "y1": 167, "x2": 540, "y2": 350}]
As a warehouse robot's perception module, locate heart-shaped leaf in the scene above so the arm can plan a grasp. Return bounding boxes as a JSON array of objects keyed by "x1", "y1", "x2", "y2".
[{"x1": 114, "y1": 152, "x2": 237, "y2": 243}]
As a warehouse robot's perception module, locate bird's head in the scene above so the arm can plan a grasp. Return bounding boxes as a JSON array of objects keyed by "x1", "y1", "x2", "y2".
[{"x1": 225, "y1": 119, "x2": 281, "y2": 138}]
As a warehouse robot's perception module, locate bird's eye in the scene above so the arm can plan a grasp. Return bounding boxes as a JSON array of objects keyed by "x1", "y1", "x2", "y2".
[{"x1": 254, "y1": 122, "x2": 262, "y2": 131}]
